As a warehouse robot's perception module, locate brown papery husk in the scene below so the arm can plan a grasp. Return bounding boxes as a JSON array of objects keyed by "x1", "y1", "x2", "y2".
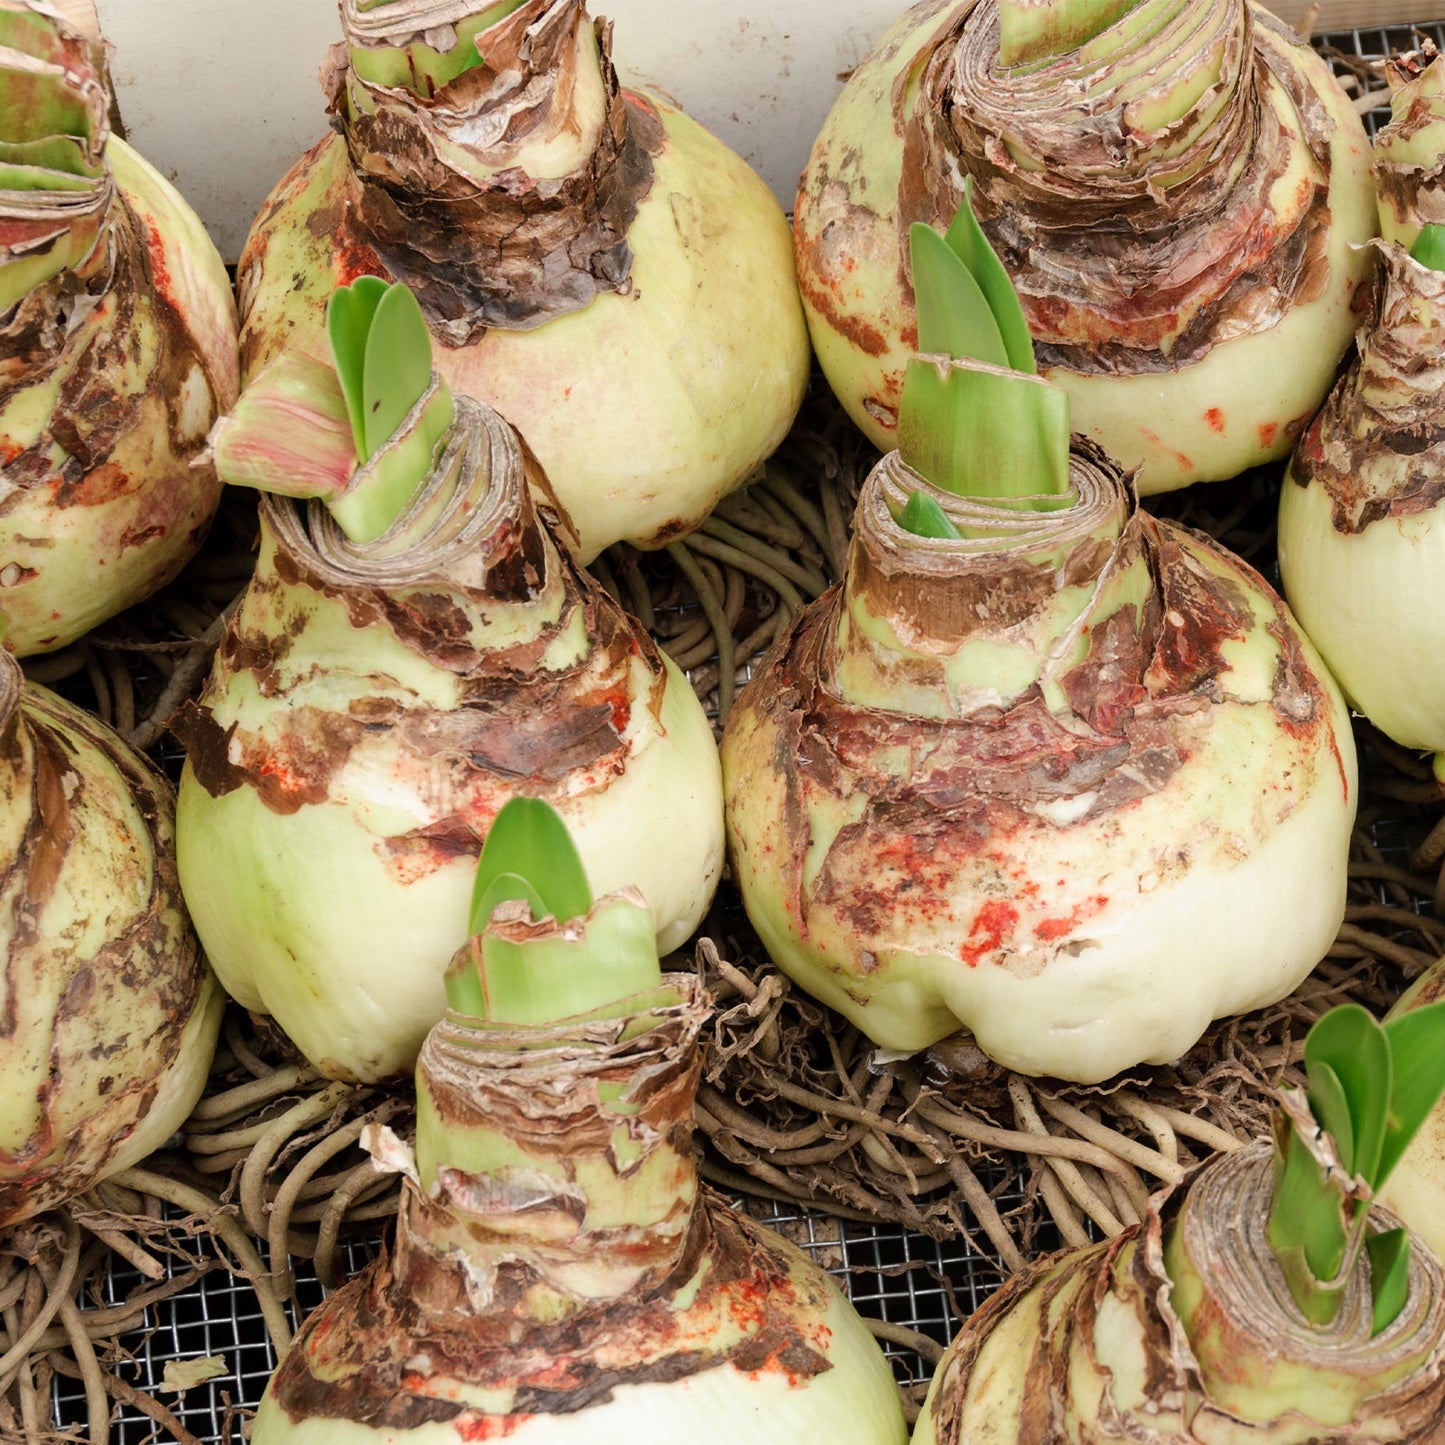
[
  {"x1": 913, "y1": 1142, "x2": 1445, "y2": 1444},
  {"x1": 1286, "y1": 243, "x2": 1445, "y2": 535},
  {"x1": 253, "y1": 978, "x2": 907, "y2": 1441},
  {"x1": 174, "y1": 398, "x2": 645, "y2": 800},
  {"x1": 329, "y1": 0, "x2": 661, "y2": 340},
  {"x1": 905, "y1": 0, "x2": 1333, "y2": 374}
]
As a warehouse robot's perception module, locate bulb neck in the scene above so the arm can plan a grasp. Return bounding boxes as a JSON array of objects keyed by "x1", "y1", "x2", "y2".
[
  {"x1": 330, "y1": 0, "x2": 663, "y2": 342},
  {"x1": 1161, "y1": 1143, "x2": 1445, "y2": 1426},
  {"x1": 832, "y1": 445, "x2": 1133, "y2": 718},
  {"x1": 396, "y1": 976, "x2": 709, "y2": 1324}
]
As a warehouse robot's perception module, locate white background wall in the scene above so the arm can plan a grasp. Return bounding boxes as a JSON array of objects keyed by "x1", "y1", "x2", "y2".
[{"x1": 92, "y1": 0, "x2": 902, "y2": 263}]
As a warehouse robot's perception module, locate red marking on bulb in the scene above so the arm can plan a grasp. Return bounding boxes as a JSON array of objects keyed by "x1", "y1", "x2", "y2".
[
  {"x1": 455, "y1": 1415, "x2": 527, "y2": 1441},
  {"x1": 1139, "y1": 427, "x2": 1195, "y2": 473},
  {"x1": 1257, "y1": 421, "x2": 1278, "y2": 449},
  {"x1": 1204, "y1": 408, "x2": 1225, "y2": 433},
  {"x1": 960, "y1": 899, "x2": 1017, "y2": 967},
  {"x1": 145, "y1": 229, "x2": 175, "y2": 308},
  {"x1": 1033, "y1": 895, "x2": 1109, "y2": 942}
]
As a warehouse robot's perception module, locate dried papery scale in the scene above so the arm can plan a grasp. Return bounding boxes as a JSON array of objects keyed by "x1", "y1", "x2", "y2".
[
  {"x1": 175, "y1": 386, "x2": 724, "y2": 1085},
  {"x1": 235, "y1": 0, "x2": 810, "y2": 563},
  {"x1": 1372, "y1": 46, "x2": 1445, "y2": 249},
  {"x1": 0, "y1": 0, "x2": 238, "y2": 656},
  {"x1": 793, "y1": 0, "x2": 1376, "y2": 495},
  {"x1": 250, "y1": 908, "x2": 910, "y2": 1443},
  {"x1": 722, "y1": 437, "x2": 1357, "y2": 1085},
  {"x1": 912, "y1": 1141, "x2": 1445, "y2": 1443},
  {"x1": 0, "y1": 644, "x2": 222, "y2": 1227},
  {"x1": 1278, "y1": 52, "x2": 1445, "y2": 791}
]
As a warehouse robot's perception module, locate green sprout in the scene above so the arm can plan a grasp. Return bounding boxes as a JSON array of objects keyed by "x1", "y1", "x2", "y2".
[
  {"x1": 1410, "y1": 223, "x2": 1445, "y2": 272},
  {"x1": 322, "y1": 277, "x2": 454, "y2": 543},
  {"x1": 1268, "y1": 1000, "x2": 1445, "y2": 1334},
  {"x1": 896, "y1": 179, "x2": 1071, "y2": 535},
  {"x1": 445, "y1": 797, "x2": 663, "y2": 1028},
  {"x1": 208, "y1": 277, "x2": 455, "y2": 546}
]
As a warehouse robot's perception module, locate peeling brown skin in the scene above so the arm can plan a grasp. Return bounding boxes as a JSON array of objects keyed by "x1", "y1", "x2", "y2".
[
  {"x1": 0, "y1": 653, "x2": 211, "y2": 1225},
  {"x1": 266, "y1": 987, "x2": 836, "y2": 1432},
  {"x1": 0, "y1": 168, "x2": 231, "y2": 655},
  {"x1": 727, "y1": 449, "x2": 1335, "y2": 991},
  {"x1": 1375, "y1": 51, "x2": 1445, "y2": 237},
  {"x1": 764, "y1": 506, "x2": 1256, "y2": 839},
  {"x1": 924, "y1": 1146, "x2": 1445, "y2": 1442},
  {"x1": 0, "y1": 199, "x2": 206, "y2": 493},
  {"x1": 891, "y1": 0, "x2": 1337, "y2": 373},
  {"x1": 270, "y1": 1205, "x2": 830, "y2": 1428},
  {"x1": 333, "y1": 3, "x2": 663, "y2": 343},
  {"x1": 175, "y1": 413, "x2": 666, "y2": 846},
  {"x1": 1288, "y1": 244, "x2": 1445, "y2": 534},
  {"x1": 849, "y1": 527, "x2": 1063, "y2": 646}
]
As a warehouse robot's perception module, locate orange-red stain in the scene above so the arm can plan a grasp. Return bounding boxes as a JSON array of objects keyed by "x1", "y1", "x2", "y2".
[
  {"x1": 1204, "y1": 408, "x2": 1225, "y2": 434},
  {"x1": 603, "y1": 686, "x2": 631, "y2": 735},
  {"x1": 145, "y1": 229, "x2": 176, "y2": 308},
  {"x1": 1033, "y1": 895, "x2": 1109, "y2": 942},
  {"x1": 455, "y1": 1415, "x2": 528, "y2": 1441},
  {"x1": 1140, "y1": 427, "x2": 1196, "y2": 473},
  {"x1": 726, "y1": 1274, "x2": 773, "y2": 1333},
  {"x1": 960, "y1": 899, "x2": 1017, "y2": 967},
  {"x1": 1257, "y1": 421, "x2": 1278, "y2": 449}
]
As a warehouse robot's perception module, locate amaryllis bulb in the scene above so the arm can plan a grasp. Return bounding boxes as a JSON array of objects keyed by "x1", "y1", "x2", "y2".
[
  {"x1": 912, "y1": 1144, "x2": 1445, "y2": 1443},
  {"x1": 249, "y1": 948, "x2": 909, "y2": 1444},
  {"x1": 722, "y1": 442, "x2": 1356, "y2": 1084},
  {"x1": 176, "y1": 395, "x2": 724, "y2": 1084},
  {"x1": 1278, "y1": 54, "x2": 1445, "y2": 771},
  {"x1": 0, "y1": 649, "x2": 222, "y2": 1224},
  {"x1": 0, "y1": 0, "x2": 238, "y2": 655},
  {"x1": 233, "y1": 0, "x2": 810, "y2": 563},
  {"x1": 794, "y1": 0, "x2": 1376, "y2": 495}
]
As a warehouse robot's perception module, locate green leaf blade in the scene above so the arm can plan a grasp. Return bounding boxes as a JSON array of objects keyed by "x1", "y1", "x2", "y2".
[
  {"x1": 476, "y1": 899, "x2": 659, "y2": 1027},
  {"x1": 898, "y1": 357, "x2": 1070, "y2": 500},
  {"x1": 1410, "y1": 224, "x2": 1445, "y2": 274},
  {"x1": 468, "y1": 797, "x2": 593, "y2": 937},
  {"x1": 943, "y1": 180, "x2": 1036, "y2": 374},
  {"x1": 1267, "y1": 1110, "x2": 1350, "y2": 1315},
  {"x1": 1306, "y1": 1060, "x2": 1355, "y2": 1179},
  {"x1": 897, "y1": 490, "x2": 964, "y2": 539},
  {"x1": 1367, "y1": 1228, "x2": 1411, "y2": 1337},
  {"x1": 326, "y1": 275, "x2": 389, "y2": 459},
  {"x1": 362, "y1": 281, "x2": 435, "y2": 458},
  {"x1": 1304, "y1": 1004, "x2": 1391, "y2": 1189},
  {"x1": 1377, "y1": 998, "x2": 1445, "y2": 1187},
  {"x1": 910, "y1": 222, "x2": 1009, "y2": 369}
]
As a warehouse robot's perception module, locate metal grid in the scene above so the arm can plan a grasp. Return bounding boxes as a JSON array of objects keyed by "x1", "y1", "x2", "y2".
[{"x1": 41, "y1": 17, "x2": 1444, "y2": 1441}]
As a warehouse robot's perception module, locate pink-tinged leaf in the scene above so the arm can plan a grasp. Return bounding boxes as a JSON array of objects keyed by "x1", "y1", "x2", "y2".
[{"x1": 209, "y1": 353, "x2": 357, "y2": 500}]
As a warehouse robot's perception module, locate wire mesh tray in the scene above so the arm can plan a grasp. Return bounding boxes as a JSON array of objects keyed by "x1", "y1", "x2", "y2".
[{"x1": 31, "y1": 16, "x2": 1445, "y2": 1443}]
